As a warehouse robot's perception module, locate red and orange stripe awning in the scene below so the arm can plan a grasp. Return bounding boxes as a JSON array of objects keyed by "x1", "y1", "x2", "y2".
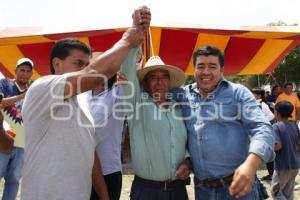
[{"x1": 1, "y1": 24, "x2": 300, "y2": 79}]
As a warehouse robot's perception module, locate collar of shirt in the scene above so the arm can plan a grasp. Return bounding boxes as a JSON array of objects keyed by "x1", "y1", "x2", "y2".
[
  {"x1": 14, "y1": 80, "x2": 28, "y2": 93},
  {"x1": 140, "y1": 87, "x2": 180, "y2": 112},
  {"x1": 189, "y1": 78, "x2": 229, "y2": 99}
]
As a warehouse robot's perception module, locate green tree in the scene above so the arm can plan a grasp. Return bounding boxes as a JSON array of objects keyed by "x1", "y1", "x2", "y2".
[
  {"x1": 184, "y1": 75, "x2": 195, "y2": 85},
  {"x1": 267, "y1": 20, "x2": 288, "y2": 26},
  {"x1": 272, "y1": 45, "x2": 300, "y2": 86},
  {"x1": 266, "y1": 21, "x2": 300, "y2": 87}
]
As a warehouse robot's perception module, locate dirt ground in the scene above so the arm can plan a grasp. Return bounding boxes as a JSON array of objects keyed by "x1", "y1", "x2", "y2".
[
  {"x1": 120, "y1": 164, "x2": 300, "y2": 200},
  {"x1": 1, "y1": 166, "x2": 300, "y2": 199}
]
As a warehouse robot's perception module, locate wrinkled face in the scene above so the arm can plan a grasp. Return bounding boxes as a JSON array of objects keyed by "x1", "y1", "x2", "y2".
[
  {"x1": 53, "y1": 49, "x2": 90, "y2": 75},
  {"x1": 143, "y1": 69, "x2": 170, "y2": 102},
  {"x1": 194, "y1": 55, "x2": 223, "y2": 95},
  {"x1": 284, "y1": 85, "x2": 293, "y2": 95},
  {"x1": 15, "y1": 65, "x2": 33, "y2": 85}
]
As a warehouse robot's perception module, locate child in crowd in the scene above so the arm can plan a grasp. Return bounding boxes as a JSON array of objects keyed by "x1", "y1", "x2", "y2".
[{"x1": 271, "y1": 100, "x2": 300, "y2": 200}]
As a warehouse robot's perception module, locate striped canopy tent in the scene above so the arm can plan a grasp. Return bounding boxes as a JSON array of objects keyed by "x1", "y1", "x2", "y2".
[{"x1": 1, "y1": 24, "x2": 300, "y2": 79}]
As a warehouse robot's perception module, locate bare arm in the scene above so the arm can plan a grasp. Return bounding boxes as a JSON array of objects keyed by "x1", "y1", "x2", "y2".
[
  {"x1": 0, "y1": 129, "x2": 13, "y2": 154},
  {"x1": 275, "y1": 142, "x2": 282, "y2": 151},
  {"x1": 1, "y1": 93, "x2": 26, "y2": 108},
  {"x1": 63, "y1": 38, "x2": 134, "y2": 98},
  {"x1": 229, "y1": 153, "x2": 262, "y2": 198},
  {"x1": 64, "y1": 6, "x2": 151, "y2": 98},
  {"x1": 175, "y1": 158, "x2": 192, "y2": 180},
  {"x1": 0, "y1": 112, "x2": 13, "y2": 154},
  {"x1": 92, "y1": 153, "x2": 109, "y2": 200}
]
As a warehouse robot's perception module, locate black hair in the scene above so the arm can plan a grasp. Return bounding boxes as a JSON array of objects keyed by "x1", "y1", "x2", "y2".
[
  {"x1": 275, "y1": 100, "x2": 294, "y2": 118},
  {"x1": 252, "y1": 87, "x2": 265, "y2": 96},
  {"x1": 192, "y1": 45, "x2": 224, "y2": 67},
  {"x1": 50, "y1": 38, "x2": 92, "y2": 74},
  {"x1": 284, "y1": 82, "x2": 293, "y2": 88},
  {"x1": 252, "y1": 87, "x2": 266, "y2": 100},
  {"x1": 107, "y1": 74, "x2": 117, "y2": 89},
  {"x1": 271, "y1": 85, "x2": 280, "y2": 93}
]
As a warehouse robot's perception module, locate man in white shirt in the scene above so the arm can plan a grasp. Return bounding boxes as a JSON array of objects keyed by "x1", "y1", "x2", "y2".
[
  {"x1": 21, "y1": 6, "x2": 151, "y2": 200},
  {"x1": 88, "y1": 74, "x2": 125, "y2": 200},
  {"x1": 252, "y1": 88, "x2": 275, "y2": 122}
]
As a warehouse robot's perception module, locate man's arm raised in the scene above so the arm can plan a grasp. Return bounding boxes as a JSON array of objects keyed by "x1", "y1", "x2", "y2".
[{"x1": 64, "y1": 6, "x2": 151, "y2": 98}]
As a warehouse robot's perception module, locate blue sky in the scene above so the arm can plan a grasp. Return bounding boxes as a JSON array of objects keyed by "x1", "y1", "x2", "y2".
[{"x1": 1, "y1": 0, "x2": 300, "y2": 28}]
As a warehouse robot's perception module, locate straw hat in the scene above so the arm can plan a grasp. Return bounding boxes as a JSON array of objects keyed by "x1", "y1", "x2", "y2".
[{"x1": 137, "y1": 56, "x2": 186, "y2": 89}]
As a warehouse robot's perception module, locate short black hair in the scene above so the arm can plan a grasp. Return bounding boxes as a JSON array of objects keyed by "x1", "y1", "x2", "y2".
[
  {"x1": 271, "y1": 85, "x2": 280, "y2": 93},
  {"x1": 50, "y1": 38, "x2": 92, "y2": 74},
  {"x1": 192, "y1": 45, "x2": 224, "y2": 67},
  {"x1": 284, "y1": 82, "x2": 293, "y2": 88},
  {"x1": 252, "y1": 87, "x2": 265, "y2": 98},
  {"x1": 275, "y1": 100, "x2": 294, "y2": 118},
  {"x1": 107, "y1": 74, "x2": 117, "y2": 89}
]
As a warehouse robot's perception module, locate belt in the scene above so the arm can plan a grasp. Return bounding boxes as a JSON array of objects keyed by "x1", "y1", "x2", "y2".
[
  {"x1": 195, "y1": 174, "x2": 234, "y2": 189},
  {"x1": 133, "y1": 175, "x2": 190, "y2": 191}
]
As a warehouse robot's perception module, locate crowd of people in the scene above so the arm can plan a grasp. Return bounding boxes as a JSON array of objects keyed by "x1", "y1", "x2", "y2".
[
  {"x1": 0, "y1": 5, "x2": 300, "y2": 200},
  {"x1": 251, "y1": 83, "x2": 300, "y2": 199}
]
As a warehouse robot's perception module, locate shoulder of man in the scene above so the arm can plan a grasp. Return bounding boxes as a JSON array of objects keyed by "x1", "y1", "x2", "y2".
[
  {"x1": 29, "y1": 75, "x2": 63, "y2": 90},
  {"x1": 0, "y1": 77, "x2": 11, "y2": 82},
  {"x1": 226, "y1": 80, "x2": 245, "y2": 90},
  {"x1": 275, "y1": 93, "x2": 285, "y2": 102},
  {"x1": 0, "y1": 78, "x2": 14, "y2": 94},
  {"x1": 228, "y1": 81, "x2": 255, "y2": 102},
  {"x1": 0, "y1": 78, "x2": 12, "y2": 87},
  {"x1": 169, "y1": 85, "x2": 187, "y2": 102},
  {"x1": 273, "y1": 121, "x2": 283, "y2": 129},
  {"x1": 25, "y1": 75, "x2": 67, "y2": 104},
  {"x1": 22, "y1": 75, "x2": 68, "y2": 116}
]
